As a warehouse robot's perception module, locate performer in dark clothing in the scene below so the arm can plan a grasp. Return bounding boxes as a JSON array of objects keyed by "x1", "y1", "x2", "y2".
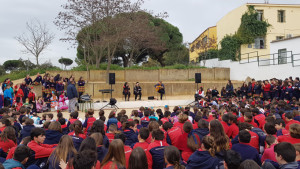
[
  {"x1": 123, "y1": 82, "x2": 130, "y2": 101},
  {"x1": 154, "y1": 81, "x2": 165, "y2": 100},
  {"x1": 134, "y1": 82, "x2": 142, "y2": 101}
]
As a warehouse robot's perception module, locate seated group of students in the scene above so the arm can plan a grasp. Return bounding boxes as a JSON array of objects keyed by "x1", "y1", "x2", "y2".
[{"x1": 0, "y1": 99, "x2": 299, "y2": 169}]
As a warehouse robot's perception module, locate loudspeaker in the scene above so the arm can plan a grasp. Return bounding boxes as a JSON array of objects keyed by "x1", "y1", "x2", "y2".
[
  {"x1": 109, "y1": 73, "x2": 115, "y2": 84},
  {"x1": 195, "y1": 73, "x2": 201, "y2": 83},
  {"x1": 148, "y1": 96, "x2": 155, "y2": 100}
]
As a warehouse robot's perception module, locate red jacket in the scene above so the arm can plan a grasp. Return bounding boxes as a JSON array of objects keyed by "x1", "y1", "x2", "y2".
[
  {"x1": 173, "y1": 122, "x2": 185, "y2": 133},
  {"x1": 6, "y1": 146, "x2": 16, "y2": 159},
  {"x1": 247, "y1": 120, "x2": 258, "y2": 128},
  {"x1": 178, "y1": 132, "x2": 200, "y2": 162},
  {"x1": 0, "y1": 138, "x2": 16, "y2": 153},
  {"x1": 221, "y1": 121, "x2": 229, "y2": 135},
  {"x1": 249, "y1": 131, "x2": 259, "y2": 151},
  {"x1": 261, "y1": 144, "x2": 277, "y2": 163},
  {"x1": 106, "y1": 133, "x2": 115, "y2": 143},
  {"x1": 27, "y1": 140, "x2": 56, "y2": 159},
  {"x1": 254, "y1": 114, "x2": 266, "y2": 130},
  {"x1": 68, "y1": 131, "x2": 87, "y2": 139},
  {"x1": 227, "y1": 123, "x2": 239, "y2": 139},
  {"x1": 124, "y1": 145, "x2": 132, "y2": 168},
  {"x1": 167, "y1": 127, "x2": 182, "y2": 146},
  {"x1": 237, "y1": 116, "x2": 245, "y2": 123},
  {"x1": 285, "y1": 120, "x2": 300, "y2": 131},
  {"x1": 263, "y1": 84, "x2": 271, "y2": 92},
  {"x1": 161, "y1": 117, "x2": 169, "y2": 124},
  {"x1": 278, "y1": 135, "x2": 300, "y2": 144},
  {"x1": 192, "y1": 123, "x2": 198, "y2": 130},
  {"x1": 133, "y1": 142, "x2": 152, "y2": 169}
]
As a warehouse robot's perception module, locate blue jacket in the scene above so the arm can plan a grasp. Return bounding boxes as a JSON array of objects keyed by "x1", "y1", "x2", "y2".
[
  {"x1": 56, "y1": 83, "x2": 64, "y2": 92},
  {"x1": 187, "y1": 150, "x2": 221, "y2": 169},
  {"x1": 3, "y1": 89, "x2": 12, "y2": 99},
  {"x1": 67, "y1": 83, "x2": 78, "y2": 100},
  {"x1": 193, "y1": 128, "x2": 209, "y2": 141},
  {"x1": 44, "y1": 130, "x2": 63, "y2": 145},
  {"x1": 71, "y1": 135, "x2": 84, "y2": 151},
  {"x1": 3, "y1": 159, "x2": 25, "y2": 169},
  {"x1": 20, "y1": 125, "x2": 35, "y2": 141},
  {"x1": 231, "y1": 143, "x2": 261, "y2": 166},
  {"x1": 103, "y1": 135, "x2": 110, "y2": 148},
  {"x1": 97, "y1": 146, "x2": 108, "y2": 162},
  {"x1": 123, "y1": 128, "x2": 138, "y2": 148}
]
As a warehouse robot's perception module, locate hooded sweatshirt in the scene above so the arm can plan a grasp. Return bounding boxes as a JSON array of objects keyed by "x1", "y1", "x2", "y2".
[
  {"x1": 3, "y1": 159, "x2": 24, "y2": 169},
  {"x1": 187, "y1": 150, "x2": 220, "y2": 169}
]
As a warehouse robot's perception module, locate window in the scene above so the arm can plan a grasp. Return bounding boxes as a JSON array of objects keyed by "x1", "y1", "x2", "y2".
[
  {"x1": 276, "y1": 36, "x2": 284, "y2": 40},
  {"x1": 278, "y1": 10, "x2": 285, "y2": 22},
  {"x1": 202, "y1": 36, "x2": 207, "y2": 45},
  {"x1": 278, "y1": 48, "x2": 287, "y2": 64},
  {"x1": 254, "y1": 37, "x2": 265, "y2": 49},
  {"x1": 196, "y1": 41, "x2": 200, "y2": 49},
  {"x1": 257, "y1": 10, "x2": 264, "y2": 21},
  {"x1": 191, "y1": 45, "x2": 195, "y2": 52}
]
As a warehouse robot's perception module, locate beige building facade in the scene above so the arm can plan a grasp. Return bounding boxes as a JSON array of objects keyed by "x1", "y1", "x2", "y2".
[{"x1": 216, "y1": 3, "x2": 300, "y2": 59}]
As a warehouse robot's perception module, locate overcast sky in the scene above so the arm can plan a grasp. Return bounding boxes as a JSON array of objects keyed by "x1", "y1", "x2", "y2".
[{"x1": 0, "y1": 0, "x2": 299, "y2": 67}]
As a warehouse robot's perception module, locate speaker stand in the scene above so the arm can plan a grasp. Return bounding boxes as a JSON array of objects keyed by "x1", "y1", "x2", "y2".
[
  {"x1": 100, "y1": 103, "x2": 119, "y2": 110},
  {"x1": 110, "y1": 84, "x2": 113, "y2": 99}
]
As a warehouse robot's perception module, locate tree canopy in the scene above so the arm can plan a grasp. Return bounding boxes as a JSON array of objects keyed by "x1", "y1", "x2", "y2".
[
  {"x1": 76, "y1": 11, "x2": 185, "y2": 68},
  {"x1": 3, "y1": 60, "x2": 25, "y2": 72},
  {"x1": 59, "y1": 57, "x2": 73, "y2": 70}
]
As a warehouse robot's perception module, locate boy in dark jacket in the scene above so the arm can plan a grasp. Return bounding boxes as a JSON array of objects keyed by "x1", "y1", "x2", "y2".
[
  {"x1": 231, "y1": 130, "x2": 261, "y2": 166},
  {"x1": 148, "y1": 129, "x2": 168, "y2": 169},
  {"x1": 19, "y1": 119, "x2": 35, "y2": 142},
  {"x1": 123, "y1": 121, "x2": 138, "y2": 148}
]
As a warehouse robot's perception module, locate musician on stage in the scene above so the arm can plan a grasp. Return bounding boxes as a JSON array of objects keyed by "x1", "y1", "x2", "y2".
[
  {"x1": 134, "y1": 82, "x2": 142, "y2": 101},
  {"x1": 123, "y1": 82, "x2": 130, "y2": 101},
  {"x1": 154, "y1": 81, "x2": 165, "y2": 100}
]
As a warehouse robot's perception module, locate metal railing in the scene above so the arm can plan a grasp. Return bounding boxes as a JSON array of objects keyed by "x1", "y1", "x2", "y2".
[{"x1": 239, "y1": 51, "x2": 259, "y2": 64}]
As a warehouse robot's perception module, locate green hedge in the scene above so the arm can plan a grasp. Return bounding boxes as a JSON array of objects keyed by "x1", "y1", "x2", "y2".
[
  {"x1": 72, "y1": 64, "x2": 205, "y2": 71},
  {"x1": 0, "y1": 68, "x2": 60, "y2": 82}
]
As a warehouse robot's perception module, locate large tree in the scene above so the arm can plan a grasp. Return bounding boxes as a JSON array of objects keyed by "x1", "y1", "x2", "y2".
[
  {"x1": 55, "y1": 0, "x2": 145, "y2": 77},
  {"x1": 15, "y1": 20, "x2": 55, "y2": 65},
  {"x1": 76, "y1": 12, "x2": 184, "y2": 67}
]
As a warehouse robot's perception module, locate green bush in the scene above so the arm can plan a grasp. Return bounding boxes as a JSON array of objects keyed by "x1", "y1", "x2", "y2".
[{"x1": 0, "y1": 67, "x2": 61, "y2": 82}]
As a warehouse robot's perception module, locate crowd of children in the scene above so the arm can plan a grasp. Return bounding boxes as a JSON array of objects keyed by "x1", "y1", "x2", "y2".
[
  {"x1": 0, "y1": 73, "x2": 299, "y2": 169},
  {"x1": 0, "y1": 73, "x2": 86, "y2": 113},
  {"x1": 0, "y1": 93, "x2": 298, "y2": 169}
]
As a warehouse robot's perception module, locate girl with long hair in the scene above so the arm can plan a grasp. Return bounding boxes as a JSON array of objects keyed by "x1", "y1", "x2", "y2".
[
  {"x1": 68, "y1": 120, "x2": 86, "y2": 150},
  {"x1": 67, "y1": 137, "x2": 100, "y2": 169},
  {"x1": 127, "y1": 147, "x2": 148, "y2": 169},
  {"x1": 164, "y1": 146, "x2": 185, "y2": 169},
  {"x1": 186, "y1": 136, "x2": 220, "y2": 169},
  {"x1": 209, "y1": 120, "x2": 230, "y2": 157},
  {"x1": 48, "y1": 135, "x2": 77, "y2": 169},
  {"x1": 90, "y1": 133, "x2": 108, "y2": 162},
  {"x1": 89, "y1": 120, "x2": 109, "y2": 148},
  {"x1": 0, "y1": 126, "x2": 17, "y2": 155},
  {"x1": 101, "y1": 139, "x2": 126, "y2": 169}
]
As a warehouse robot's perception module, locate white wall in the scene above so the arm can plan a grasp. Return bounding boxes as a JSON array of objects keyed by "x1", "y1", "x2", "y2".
[{"x1": 200, "y1": 38, "x2": 300, "y2": 81}]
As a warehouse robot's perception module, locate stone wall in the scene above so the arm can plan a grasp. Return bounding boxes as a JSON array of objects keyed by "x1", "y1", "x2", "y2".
[{"x1": 47, "y1": 68, "x2": 230, "y2": 82}]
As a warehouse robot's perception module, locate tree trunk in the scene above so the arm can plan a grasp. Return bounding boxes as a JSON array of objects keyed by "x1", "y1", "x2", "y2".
[{"x1": 36, "y1": 56, "x2": 39, "y2": 65}]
